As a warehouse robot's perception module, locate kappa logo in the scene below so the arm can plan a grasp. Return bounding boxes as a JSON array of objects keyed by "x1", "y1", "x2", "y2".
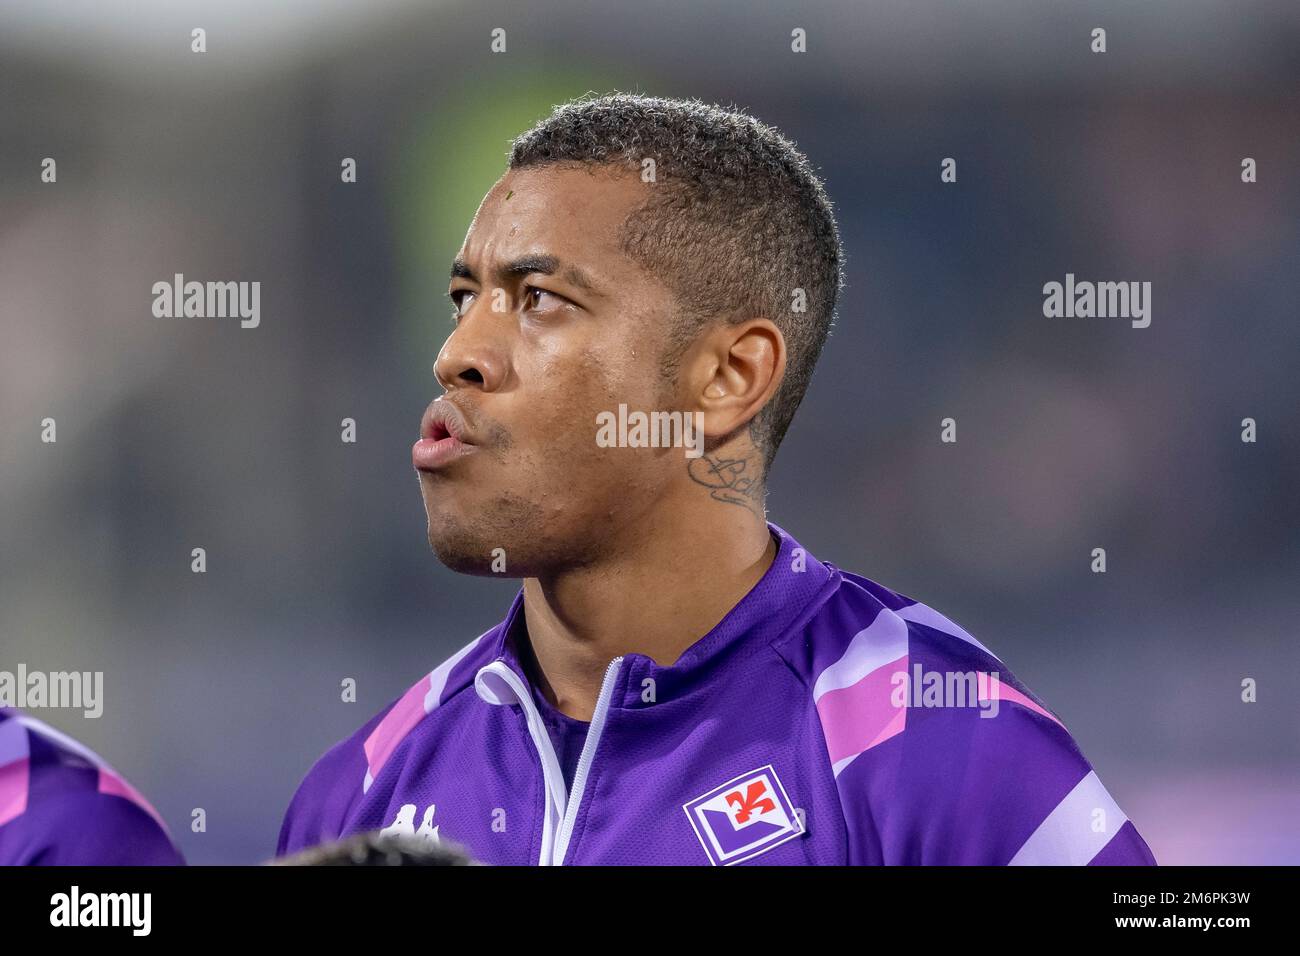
[
  {"x1": 683, "y1": 764, "x2": 804, "y2": 865},
  {"x1": 379, "y1": 803, "x2": 441, "y2": 846}
]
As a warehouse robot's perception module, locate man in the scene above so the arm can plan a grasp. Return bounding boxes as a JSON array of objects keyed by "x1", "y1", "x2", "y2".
[
  {"x1": 279, "y1": 93, "x2": 1155, "y2": 865},
  {"x1": 0, "y1": 708, "x2": 182, "y2": 865}
]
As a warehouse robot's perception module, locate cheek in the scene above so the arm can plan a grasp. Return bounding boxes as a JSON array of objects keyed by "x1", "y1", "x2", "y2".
[
  {"x1": 521, "y1": 346, "x2": 670, "y2": 487},
  {"x1": 539, "y1": 350, "x2": 622, "y2": 457}
]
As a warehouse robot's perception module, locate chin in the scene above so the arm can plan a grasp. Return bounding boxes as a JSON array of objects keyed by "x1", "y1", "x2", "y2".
[
  {"x1": 420, "y1": 488, "x2": 547, "y2": 577},
  {"x1": 423, "y1": 502, "x2": 605, "y2": 579},
  {"x1": 424, "y1": 516, "x2": 505, "y2": 576},
  {"x1": 429, "y1": 544, "x2": 502, "y2": 576}
]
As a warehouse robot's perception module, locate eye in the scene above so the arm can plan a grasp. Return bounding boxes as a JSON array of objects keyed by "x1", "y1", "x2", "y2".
[
  {"x1": 449, "y1": 290, "x2": 476, "y2": 322},
  {"x1": 523, "y1": 285, "x2": 566, "y2": 313}
]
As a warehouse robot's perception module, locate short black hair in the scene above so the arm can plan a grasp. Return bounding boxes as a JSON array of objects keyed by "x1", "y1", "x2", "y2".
[
  {"x1": 272, "y1": 831, "x2": 478, "y2": 866},
  {"x1": 509, "y1": 92, "x2": 843, "y2": 470}
]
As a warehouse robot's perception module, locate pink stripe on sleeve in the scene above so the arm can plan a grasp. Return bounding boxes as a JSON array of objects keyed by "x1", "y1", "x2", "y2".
[{"x1": 0, "y1": 757, "x2": 31, "y2": 828}]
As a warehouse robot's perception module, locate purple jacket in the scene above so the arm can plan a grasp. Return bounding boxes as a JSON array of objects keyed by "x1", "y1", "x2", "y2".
[
  {"x1": 279, "y1": 523, "x2": 1156, "y2": 865},
  {"x1": 0, "y1": 709, "x2": 183, "y2": 865}
]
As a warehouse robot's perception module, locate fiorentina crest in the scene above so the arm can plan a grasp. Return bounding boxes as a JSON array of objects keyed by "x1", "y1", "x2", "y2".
[{"x1": 683, "y1": 765, "x2": 804, "y2": 865}]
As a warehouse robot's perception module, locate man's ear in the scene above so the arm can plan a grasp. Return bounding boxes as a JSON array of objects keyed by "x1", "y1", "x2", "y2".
[{"x1": 686, "y1": 318, "x2": 786, "y2": 439}]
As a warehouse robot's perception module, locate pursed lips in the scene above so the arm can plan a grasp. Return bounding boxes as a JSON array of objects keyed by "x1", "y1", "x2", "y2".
[{"x1": 413, "y1": 398, "x2": 477, "y2": 472}]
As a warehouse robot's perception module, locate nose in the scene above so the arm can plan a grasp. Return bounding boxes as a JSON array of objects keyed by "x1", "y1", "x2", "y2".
[{"x1": 434, "y1": 305, "x2": 507, "y2": 392}]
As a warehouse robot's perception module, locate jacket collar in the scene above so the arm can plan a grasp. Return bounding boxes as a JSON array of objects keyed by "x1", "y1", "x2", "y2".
[{"x1": 476, "y1": 522, "x2": 839, "y2": 711}]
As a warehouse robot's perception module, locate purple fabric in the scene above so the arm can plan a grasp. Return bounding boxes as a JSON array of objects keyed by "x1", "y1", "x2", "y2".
[
  {"x1": 530, "y1": 684, "x2": 589, "y2": 792},
  {"x1": 278, "y1": 523, "x2": 1157, "y2": 866},
  {"x1": 0, "y1": 709, "x2": 183, "y2": 866},
  {"x1": 1089, "y1": 821, "x2": 1152, "y2": 866}
]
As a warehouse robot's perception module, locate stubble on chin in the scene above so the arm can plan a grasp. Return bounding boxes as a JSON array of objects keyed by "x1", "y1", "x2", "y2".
[{"x1": 421, "y1": 487, "x2": 588, "y2": 577}]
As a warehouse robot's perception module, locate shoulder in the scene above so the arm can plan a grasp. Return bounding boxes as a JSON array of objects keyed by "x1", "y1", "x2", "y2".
[
  {"x1": 0, "y1": 711, "x2": 183, "y2": 865},
  {"x1": 277, "y1": 628, "x2": 497, "y2": 856},
  {"x1": 15, "y1": 789, "x2": 183, "y2": 865},
  {"x1": 778, "y1": 569, "x2": 1066, "y2": 764},
  {"x1": 777, "y1": 574, "x2": 1155, "y2": 865}
]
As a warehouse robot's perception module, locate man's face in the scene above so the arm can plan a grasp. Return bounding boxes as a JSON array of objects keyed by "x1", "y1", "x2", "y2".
[{"x1": 416, "y1": 164, "x2": 685, "y2": 575}]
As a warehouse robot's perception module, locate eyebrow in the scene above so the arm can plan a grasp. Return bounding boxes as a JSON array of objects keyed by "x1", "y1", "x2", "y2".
[{"x1": 450, "y1": 253, "x2": 601, "y2": 295}]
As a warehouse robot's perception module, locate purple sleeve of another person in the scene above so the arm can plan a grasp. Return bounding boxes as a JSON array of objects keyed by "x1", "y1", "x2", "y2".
[{"x1": 0, "y1": 709, "x2": 184, "y2": 866}]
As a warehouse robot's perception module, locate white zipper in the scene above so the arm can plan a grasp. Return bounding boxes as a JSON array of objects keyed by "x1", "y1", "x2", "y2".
[
  {"x1": 552, "y1": 656, "x2": 623, "y2": 865},
  {"x1": 475, "y1": 655, "x2": 623, "y2": 865}
]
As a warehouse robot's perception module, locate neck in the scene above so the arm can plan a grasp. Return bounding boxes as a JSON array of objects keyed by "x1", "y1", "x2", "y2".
[{"x1": 521, "y1": 493, "x2": 776, "y2": 721}]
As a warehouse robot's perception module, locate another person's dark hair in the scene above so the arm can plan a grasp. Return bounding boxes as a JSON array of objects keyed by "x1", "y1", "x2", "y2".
[
  {"x1": 510, "y1": 92, "x2": 843, "y2": 470},
  {"x1": 271, "y1": 831, "x2": 478, "y2": 866}
]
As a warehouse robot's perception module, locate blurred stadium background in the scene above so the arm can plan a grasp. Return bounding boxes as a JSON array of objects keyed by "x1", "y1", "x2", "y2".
[{"x1": 1, "y1": 0, "x2": 1297, "y2": 864}]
